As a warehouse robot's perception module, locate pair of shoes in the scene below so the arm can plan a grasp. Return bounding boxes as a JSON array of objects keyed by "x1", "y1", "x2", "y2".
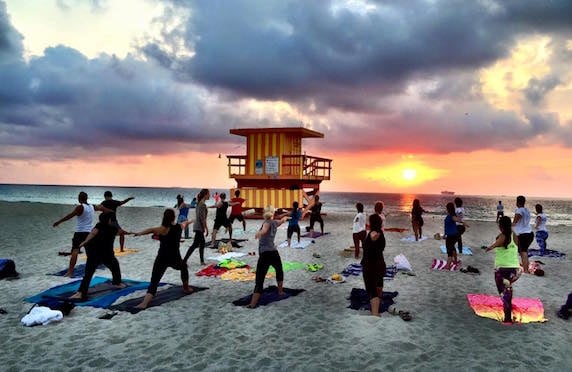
[
  {"x1": 0, "y1": 308, "x2": 7, "y2": 315},
  {"x1": 556, "y1": 309, "x2": 570, "y2": 320},
  {"x1": 312, "y1": 276, "x2": 326, "y2": 282},
  {"x1": 399, "y1": 311, "x2": 413, "y2": 321},
  {"x1": 306, "y1": 264, "x2": 324, "y2": 272},
  {"x1": 312, "y1": 252, "x2": 321, "y2": 258},
  {"x1": 248, "y1": 252, "x2": 256, "y2": 256}
]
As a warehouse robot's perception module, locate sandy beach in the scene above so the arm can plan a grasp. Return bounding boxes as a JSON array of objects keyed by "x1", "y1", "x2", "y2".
[{"x1": 0, "y1": 200, "x2": 570, "y2": 371}]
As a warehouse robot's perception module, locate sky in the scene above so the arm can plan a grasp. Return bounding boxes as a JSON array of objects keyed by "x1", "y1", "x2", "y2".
[{"x1": 1, "y1": 0, "x2": 571, "y2": 197}]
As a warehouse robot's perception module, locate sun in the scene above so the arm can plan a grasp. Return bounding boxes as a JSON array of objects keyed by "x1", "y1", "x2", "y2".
[{"x1": 402, "y1": 168, "x2": 417, "y2": 181}]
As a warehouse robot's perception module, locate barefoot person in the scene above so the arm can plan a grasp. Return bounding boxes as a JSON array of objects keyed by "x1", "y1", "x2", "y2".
[
  {"x1": 352, "y1": 202, "x2": 367, "y2": 259},
  {"x1": 287, "y1": 201, "x2": 303, "y2": 247},
  {"x1": 211, "y1": 192, "x2": 232, "y2": 244},
  {"x1": 247, "y1": 206, "x2": 289, "y2": 308},
  {"x1": 101, "y1": 191, "x2": 134, "y2": 252},
  {"x1": 175, "y1": 195, "x2": 192, "y2": 240},
  {"x1": 486, "y1": 216, "x2": 522, "y2": 324},
  {"x1": 513, "y1": 195, "x2": 534, "y2": 273},
  {"x1": 69, "y1": 212, "x2": 127, "y2": 300},
  {"x1": 454, "y1": 197, "x2": 467, "y2": 254},
  {"x1": 307, "y1": 195, "x2": 324, "y2": 238},
  {"x1": 534, "y1": 204, "x2": 549, "y2": 255},
  {"x1": 361, "y1": 213, "x2": 386, "y2": 317},
  {"x1": 183, "y1": 189, "x2": 210, "y2": 266},
  {"x1": 443, "y1": 202, "x2": 468, "y2": 269},
  {"x1": 53, "y1": 192, "x2": 109, "y2": 277},
  {"x1": 132, "y1": 209, "x2": 193, "y2": 309},
  {"x1": 229, "y1": 189, "x2": 247, "y2": 231},
  {"x1": 411, "y1": 199, "x2": 427, "y2": 241}
]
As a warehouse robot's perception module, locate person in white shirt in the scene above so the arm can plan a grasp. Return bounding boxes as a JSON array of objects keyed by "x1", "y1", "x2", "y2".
[
  {"x1": 352, "y1": 202, "x2": 367, "y2": 260},
  {"x1": 534, "y1": 204, "x2": 548, "y2": 254},
  {"x1": 496, "y1": 201, "x2": 504, "y2": 223},
  {"x1": 512, "y1": 195, "x2": 534, "y2": 273},
  {"x1": 454, "y1": 197, "x2": 467, "y2": 254}
]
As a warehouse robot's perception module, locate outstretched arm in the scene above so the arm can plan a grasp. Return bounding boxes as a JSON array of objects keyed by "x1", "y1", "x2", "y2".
[
  {"x1": 94, "y1": 204, "x2": 114, "y2": 214},
  {"x1": 53, "y1": 205, "x2": 83, "y2": 227},
  {"x1": 79, "y1": 227, "x2": 99, "y2": 248},
  {"x1": 120, "y1": 197, "x2": 135, "y2": 206},
  {"x1": 255, "y1": 222, "x2": 269, "y2": 239},
  {"x1": 276, "y1": 216, "x2": 289, "y2": 227},
  {"x1": 133, "y1": 226, "x2": 162, "y2": 237},
  {"x1": 486, "y1": 234, "x2": 504, "y2": 252}
]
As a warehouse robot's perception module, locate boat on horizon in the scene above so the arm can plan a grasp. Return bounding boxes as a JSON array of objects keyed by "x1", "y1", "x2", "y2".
[{"x1": 441, "y1": 190, "x2": 455, "y2": 195}]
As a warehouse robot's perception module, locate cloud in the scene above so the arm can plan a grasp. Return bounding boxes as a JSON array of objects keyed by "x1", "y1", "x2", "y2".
[{"x1": 1, "y1": 0, "x2": 572, "y2": 164}]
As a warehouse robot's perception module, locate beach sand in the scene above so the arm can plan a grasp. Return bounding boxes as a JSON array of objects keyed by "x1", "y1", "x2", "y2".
[{"x1": 0, "y1": 201, "x2": 570, "y2": 371}]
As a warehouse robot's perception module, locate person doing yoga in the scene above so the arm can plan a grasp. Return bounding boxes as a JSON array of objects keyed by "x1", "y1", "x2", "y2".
[
  {"x1": 133, "y1": 209, "x2": 193, "y2": 309},
  {"x1": 361, "y1": 213, "x2": 386, "y2": 317},
  {"x1": 247, "y1": 206, "x2": 289, "y2": 308}
]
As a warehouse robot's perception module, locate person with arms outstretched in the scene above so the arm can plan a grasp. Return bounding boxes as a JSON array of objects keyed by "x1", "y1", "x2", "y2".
[{"x1": 101, "y1": 190, "x2": 134, "y2": 252}]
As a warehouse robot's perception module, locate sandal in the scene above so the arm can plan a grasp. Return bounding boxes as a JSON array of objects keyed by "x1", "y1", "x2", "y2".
[{"x1": 399, "y1": 311, "x2": 413, "y2": 321}]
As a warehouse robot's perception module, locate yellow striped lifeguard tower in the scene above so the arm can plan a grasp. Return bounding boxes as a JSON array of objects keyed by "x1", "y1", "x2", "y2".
[{"x1": 227, "y1": 127, "x2": 332, "y2": 216}]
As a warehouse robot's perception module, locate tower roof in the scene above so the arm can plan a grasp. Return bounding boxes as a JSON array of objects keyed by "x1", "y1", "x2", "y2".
[{"x1": 230, "y1": 127, "x2": 324, "y2": 138}]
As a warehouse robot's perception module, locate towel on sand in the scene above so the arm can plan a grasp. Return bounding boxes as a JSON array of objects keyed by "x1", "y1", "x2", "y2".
[
  {"x1": 206, "y1": 252, "x2": 247, "y2": 261},
  {"x1": 301, "y1": 232, "x2": 330, "y2": 238},
  {"x1": 278, "y1": 238, "x2": 314, "y2": 249},
  {"x1": 527, "y1": 249, "x2": 566, "y2": 259},
  {"x1": 21, "y1": 306, "x2": 63, "y2": 327},
  {"x1": 431, "y1": 258, "x2": 461, "y2": 271},
  {"x1": 401, "y1": 235, "x2": 428, "y2": 242},
  {"x1": 440, "y1": 245, "x2": 473, "y2": 255},
  {"x1": 467, "y1": 294, "x2": 547, "y2": 323},
  {"x1": 232, "y1": 286, "x2": 305, "y2": 307},
  {"x1": 347, "y1": 289, "x2": 398, "y2": 312}
]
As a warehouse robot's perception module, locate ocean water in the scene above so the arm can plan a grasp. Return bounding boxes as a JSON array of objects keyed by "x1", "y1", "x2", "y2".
[{"x1": 1, "y1": 184, "x2": 571, "y2": 226}]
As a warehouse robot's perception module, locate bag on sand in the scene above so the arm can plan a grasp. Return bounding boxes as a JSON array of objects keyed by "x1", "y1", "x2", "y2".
[{"x1": 0, "y1": 259, "x2": 19, "y2": 279}]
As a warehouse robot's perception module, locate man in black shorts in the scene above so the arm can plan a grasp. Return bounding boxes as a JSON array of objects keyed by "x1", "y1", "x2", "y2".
[{"x1": 229, "y1": 189, "x2": 246, "y2": 231}]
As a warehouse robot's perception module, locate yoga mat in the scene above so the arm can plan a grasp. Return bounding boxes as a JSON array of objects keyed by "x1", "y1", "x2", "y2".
[
  {"x1": 47, "y1": 263, "x2": 105, "y2": 278},
  {"x1": 110, "y1": 285, "x2": 208, "y2": 314},
  {"x1": 467, "y1": 294, "x2": 547, "y2": 323},
  {"x1": 385, "y1": 227, "x2": 408, "y2": 233},
  {"x1": 527, "y1": 249, "x2": 566, "y2": 259},
  {"x1": 431, "y1": 258, "x2": 461, "y2": 271},
  {"x1": 440, "y1": 245, "x2": 473, "y2": 255},
  {"x1": 401, "y1": 235, "x2": 428, "y2": 242},
  {"x1": 347, "y1": 289, "x2": 398, "y2": 312},
  {"x1": 301, "y1": 232, "x2": 330, "y2": 238},
  {"x1": 232, "y1": 286, "x2": 305, "y2": 307},
  {"x1": 26, "y1": 276, "x2": 162, "y2": 309},
  {"x1": 278, "y1": 238, "x2": 314, "y2": 249}
]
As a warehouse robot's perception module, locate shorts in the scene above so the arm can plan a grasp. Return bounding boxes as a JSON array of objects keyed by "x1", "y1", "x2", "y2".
[
  {"x1": 111, "y1": 220, "x2": 122, "y2": 231},
  {"x1": 72, "y1": 232, "x2": 90, "y2": 252},
  {"x1": 287, "y1": 225, "x2": 300, "y2": 239},
  {"x1": 517, "y1": 232, "x2": 534, "y2": 253},
  {"x1": 445, "y1": 235, "x2": 457, "y2": 256},
  {"x1": 229, "y1": 214, "x2": 244, "y2": 223},
  {"x1": 213, "y1": 218, "x2": 231, "y2": 231}
]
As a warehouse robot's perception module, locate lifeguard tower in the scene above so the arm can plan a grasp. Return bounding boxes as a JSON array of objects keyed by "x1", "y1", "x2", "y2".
[{"x1": 226, "y1": 127, "x2": 332, "y2": 216}]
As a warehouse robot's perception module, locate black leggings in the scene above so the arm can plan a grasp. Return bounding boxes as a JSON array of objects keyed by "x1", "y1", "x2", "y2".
[
  {"x1": 184, "y1": 231, "x2": 205, "y2": 263},
  {"x1": 147, "y1": 255, "x2": 189, "y2": 296},
  {"x1": 456, "y1": 225, "x2": 466, "y2": 251},
  {"x1": 254, "y1": 251, "x2": 284, "y2": 293},
  {"x1": 78, "y1": 248, "x2": 121, "y2": 297}
]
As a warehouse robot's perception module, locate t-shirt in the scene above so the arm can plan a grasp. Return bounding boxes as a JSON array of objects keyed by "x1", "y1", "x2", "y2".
[
  {"x1": 352, "y1": 212, "x2": 366, "y2": 233},
  {"x1": 497, "y1": 204, "x2": 504, "y2": 212},
  {"x1": 87, "y1": 222, "x2": 118, "y2": 254},
  {"x1": 455, "y1": 207, "x2": 465, "y2": 226},
  {"x1": 193, "y1": 201, "x2": 208, "y2": 232},
  {"x1": 514, "y1": 207, "x2": 532, "y2": 235},
  {"x1": 230, "y1": 197, "x2": 245, "y2": 215},
  {"x1": 494, "y1": 235, "x2": 520, "y2": 269},
  {"x1": 310, "y1": 202, "x2": 322, "y2": 216},
  {"x1": 361, "y1": 231, "x2": 385, "y2": 266},
  {"x1": 289, "y1": 209, "x2": 301, "y2": 227},
  {"x1": 101, "y1": 199, "x2": 122, "y2": 212},
  {"x1": 444, "y1": 215, "x2": 458, "y2": 236},
  {"x1": 535, "y1": 213, "x2": 547, "y2": 232},
  {"x1": 258, "y1": 220, "x2": 278, "y2": 254}
]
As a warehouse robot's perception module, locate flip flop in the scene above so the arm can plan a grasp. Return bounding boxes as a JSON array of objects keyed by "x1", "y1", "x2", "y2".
[
  {"x1": 399, "y1": 311, "x2": 413, "y2": 321},
  {"x1": 98, "y1": 311, "x2": 118, "y2": 320}
]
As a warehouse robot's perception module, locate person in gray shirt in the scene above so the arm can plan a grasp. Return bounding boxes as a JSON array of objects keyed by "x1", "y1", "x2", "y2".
[{"x1": 184, "y1": 189, "x2": 210, "y2": 266}]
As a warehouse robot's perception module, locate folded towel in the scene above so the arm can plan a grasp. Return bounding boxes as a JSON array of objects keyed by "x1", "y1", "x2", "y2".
[{"x1": 21, "y1": 306, "x2": 63, "y2": 327}]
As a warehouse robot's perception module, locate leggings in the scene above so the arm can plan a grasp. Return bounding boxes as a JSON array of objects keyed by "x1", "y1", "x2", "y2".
[
  {"x1": 184, "y1": 231, "x2": 205, "y2": 263},
  {"x1": 78, "y1": 248, "x2": 121, "y2": 297},
  {"x1": 494, "y1": 268, "x2": 519, "y2": 322},
  {"x1": 535, "y1": 230, "x2": 548, "y2": 252},
  {"x1": 362, "y1": 260, "x2": 386, "y2": 299},
  {"x1": 147, "y1": 255, "x2": 189, "y2": 296},
  {"x1": 254, "y1": 251, "x2": 284, "y2": 293}
]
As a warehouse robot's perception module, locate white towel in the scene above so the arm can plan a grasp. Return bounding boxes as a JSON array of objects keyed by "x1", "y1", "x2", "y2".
[
  {"x1": 21, "y1": 306, "x2": 63, "y2": 327},
  {"x1": 400, "y1": 235, "x2": 428, "y2": 242},
  {"x1": 206, "y1": 252, "x2": 247, "y2": 262},
  {"x1": 394, "y1": 254, "x2": 413, "y2": 272}
]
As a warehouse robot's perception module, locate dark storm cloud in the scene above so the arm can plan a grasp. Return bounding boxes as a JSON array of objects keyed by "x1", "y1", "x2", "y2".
[{"x1": 1, "y1": 0, "x2": 572, "y2": 162}]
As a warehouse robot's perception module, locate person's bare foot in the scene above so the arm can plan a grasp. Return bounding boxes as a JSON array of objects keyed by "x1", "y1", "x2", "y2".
[
  {"x1": 113, "y1": 283, "x2": 127, "y2": 289},
  {"x1": 183, "y1": 285, "x2": 194, "y2": 294},
  {"x1": 200, "y1": 261, "x2": 207, "y2": 266},
  {"x1": 443, "y1": 264, "x2": 451, "y2": 270},
  {"x1": 64, "y1": 272, "x2": 74, "y2": 278},
  {"x1": 69, "y1": 292, "x2": 83, "y2": 300},
  {"x1": 134, "y1": 302, "x2": 147, "y2": 310}
]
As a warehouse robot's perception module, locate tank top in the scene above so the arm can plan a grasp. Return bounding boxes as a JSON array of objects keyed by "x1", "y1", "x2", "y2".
[
  {"x1": 494, "y1": 235, "x2": 520, "y2": 268},
  {"x1": 215, "y1": 201, "x2": 229, "y2": 221},
  {"x1": 361, "y1": 231, "x2": 385, "y2": 266},
  {"x1": 258, "y1": 220, "x2": 278, "y2": 254},
  {"x1": 289, "y1": 209, "x2": 301, "y2": 226},
  {"x1": 76, "y1": 203, "x2": 94, "y2": 233},
  {"x1": 158, "y1": 224, "x2": 182, "y2": 258},
  {"x1": 352, "y1": 212, "x2": 366, "y2": 233},
  {"x1": 444, "y1": 215, "x2": 458, "y2": 236},
  {"x1": 178, "y1": 204, "x2": 189, "y2": 219}
]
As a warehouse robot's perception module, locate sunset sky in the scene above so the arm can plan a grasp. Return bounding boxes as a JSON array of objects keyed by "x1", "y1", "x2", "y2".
[{"x1": 1, "y1": 0, "x2": 571, "y2": 197}]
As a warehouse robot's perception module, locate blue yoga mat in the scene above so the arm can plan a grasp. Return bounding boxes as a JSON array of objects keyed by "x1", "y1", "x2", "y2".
[
  {"x1": 110, "y1": 285, "x2": 209, "y2": 314},
  {"x1": 528, "y1": 249, "x2": 566, "y2": 259},
  {"x1": 232, "y1": 286, "x2": 305, "y2": 307},
  {"x1": 440, "y1": 245, "x2": 473, "y2": 255},
  {"x1": 25, "y1": 276, "x2": 165, "y2": 309}
]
